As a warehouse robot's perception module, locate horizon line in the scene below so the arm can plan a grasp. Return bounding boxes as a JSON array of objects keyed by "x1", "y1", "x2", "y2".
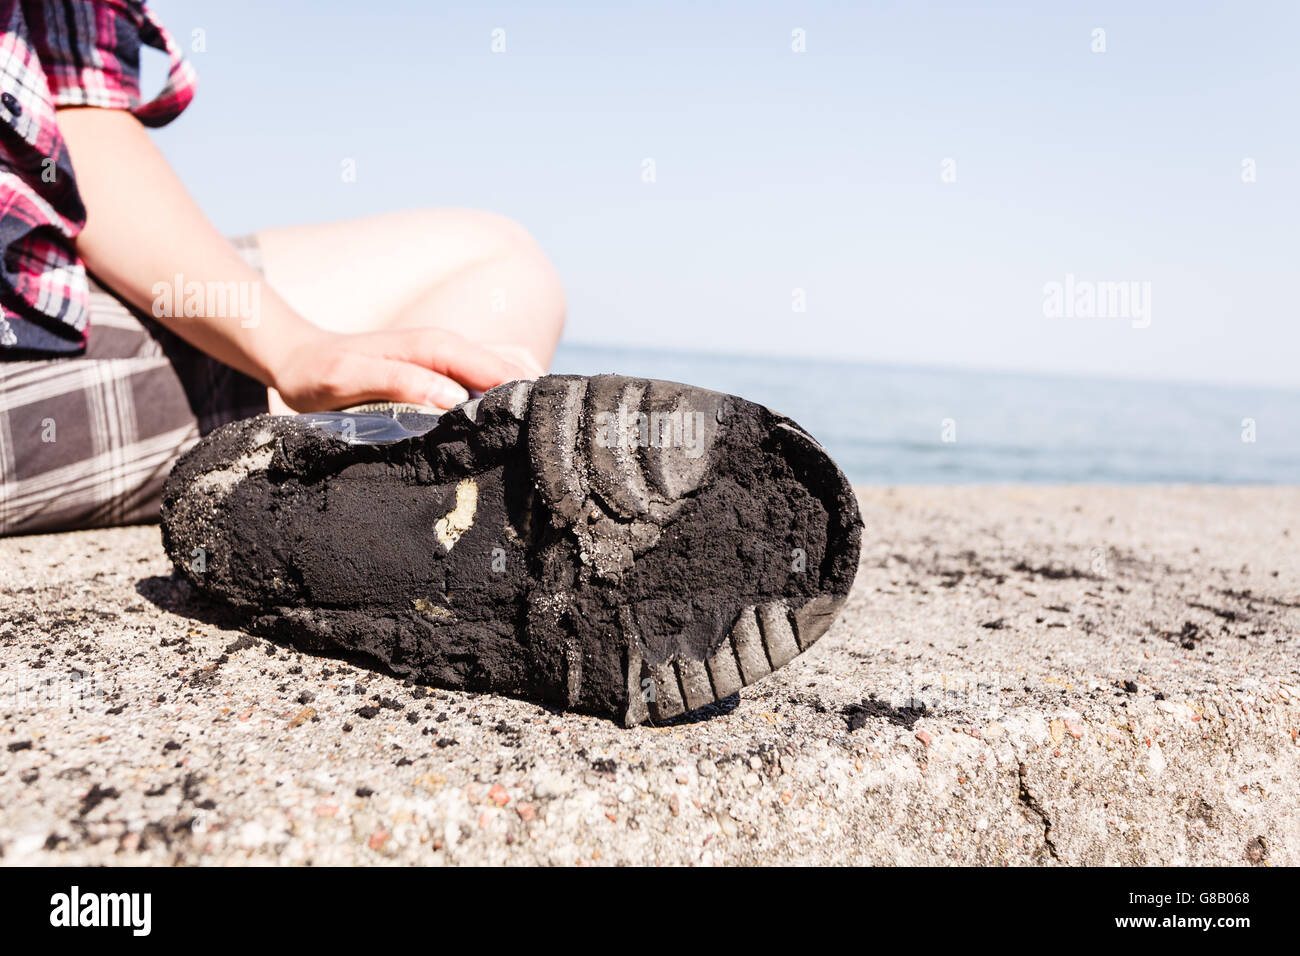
[{"x1": 556, "y1": 338, "x2": 1300, "y2": 396}]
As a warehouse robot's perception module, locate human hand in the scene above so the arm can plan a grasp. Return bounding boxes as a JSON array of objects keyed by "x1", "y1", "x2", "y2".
[{"x1": 270, "y1": 326, "x2": 530, "y2": 413}]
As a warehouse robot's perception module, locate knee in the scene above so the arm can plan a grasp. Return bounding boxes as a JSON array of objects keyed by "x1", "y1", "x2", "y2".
[
  {"x1": 464, "y1": 209, "x2": 566, "y2": 337},
  {"x1": 403, "y1": 206, "x2": 566, "y2": 347},
  {"x1": 464, "y1": 209, "x2": 545, "y2": 256},
  {"x1": 406, "y1": 207, "x2": 545, "y2": 264}
]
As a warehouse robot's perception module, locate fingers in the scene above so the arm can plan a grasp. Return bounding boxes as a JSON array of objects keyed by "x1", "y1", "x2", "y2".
[
  {"x1": 372, "y1": 359, "x2": 470, "y2": 410},
  {"x1": 484, "y1": 343, "x2": 547, "y2": 379},
  {"x1": 290, "y1": 329, "x2": 542, "y2": 412},
  {"x1": 312, "y1": 352, "x2": 470, "y2": 411},
  {"x1": 371, "y1": 328, "x2": 534, "y2": 393}
]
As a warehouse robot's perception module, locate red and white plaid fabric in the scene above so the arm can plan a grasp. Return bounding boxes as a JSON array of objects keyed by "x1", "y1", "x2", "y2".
[{"x1": 0, "y1": 0, "x2": 195, "y2": 355}]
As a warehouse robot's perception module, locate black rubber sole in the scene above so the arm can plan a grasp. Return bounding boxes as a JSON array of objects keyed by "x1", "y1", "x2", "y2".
[{"x1": 161, "y1": 374, "x2": 863, "y2": 725}]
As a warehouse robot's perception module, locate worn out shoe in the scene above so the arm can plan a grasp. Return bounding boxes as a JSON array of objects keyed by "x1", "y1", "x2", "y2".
[{"x1": 161, "y1": 374, "x2": 863, "y2": 726}]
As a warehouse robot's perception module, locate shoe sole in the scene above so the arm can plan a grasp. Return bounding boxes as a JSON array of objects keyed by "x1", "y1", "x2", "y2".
[{"x1": 162, "y1": 374, "x2": 863, "y2": 726}]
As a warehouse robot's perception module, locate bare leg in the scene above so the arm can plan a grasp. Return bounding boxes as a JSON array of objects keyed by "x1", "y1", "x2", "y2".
[{"x1": 254, "y1": 209, "x2": 566, "y2": 411}]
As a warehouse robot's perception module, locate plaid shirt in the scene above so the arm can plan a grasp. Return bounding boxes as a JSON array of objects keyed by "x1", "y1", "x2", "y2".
[{"x1": 0, "y1": 0, "x2": 195, "y2": 355}]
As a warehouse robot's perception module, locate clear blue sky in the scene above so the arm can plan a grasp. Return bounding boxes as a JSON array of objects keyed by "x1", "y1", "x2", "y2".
[{"x1": 143, "y1": 1, "x2": 1300, "y2": 388}]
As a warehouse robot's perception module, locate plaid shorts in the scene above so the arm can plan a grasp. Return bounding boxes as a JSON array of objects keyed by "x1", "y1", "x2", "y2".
[{"x1": 0, "y1": 236, "x2": 269, "y2": 536}]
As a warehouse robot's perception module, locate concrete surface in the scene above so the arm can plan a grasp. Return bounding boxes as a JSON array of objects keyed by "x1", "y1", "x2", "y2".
[{"x1": 1, "y1": 485, "x2": 1297, "y2": 866}]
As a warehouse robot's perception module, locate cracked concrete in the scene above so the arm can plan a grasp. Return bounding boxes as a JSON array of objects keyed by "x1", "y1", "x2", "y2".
[
  {"x1": 1, "y1": 485, "x2": 1298, "y2": 865},
  {"x1": 1017, "y1": 761, "x2": 1060, "y2": 862}
]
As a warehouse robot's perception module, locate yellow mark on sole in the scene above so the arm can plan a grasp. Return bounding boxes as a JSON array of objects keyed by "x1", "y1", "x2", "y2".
[
  {"x1": 413, "y1": 597, "x2": 455, "y2": 621},
  {"x1": 434, "y1": 479, "x2": 478, "y2": 550}
]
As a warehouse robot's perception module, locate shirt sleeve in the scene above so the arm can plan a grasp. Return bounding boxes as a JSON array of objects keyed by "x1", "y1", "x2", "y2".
[{"x1": 21, "y1": 0, "x2": 196, "y2": 127}]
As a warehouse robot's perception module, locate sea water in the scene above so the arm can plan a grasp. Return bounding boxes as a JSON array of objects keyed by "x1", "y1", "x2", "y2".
[{"x1": 552, "y1": 343, "x2": 1300, "y2": 485}]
